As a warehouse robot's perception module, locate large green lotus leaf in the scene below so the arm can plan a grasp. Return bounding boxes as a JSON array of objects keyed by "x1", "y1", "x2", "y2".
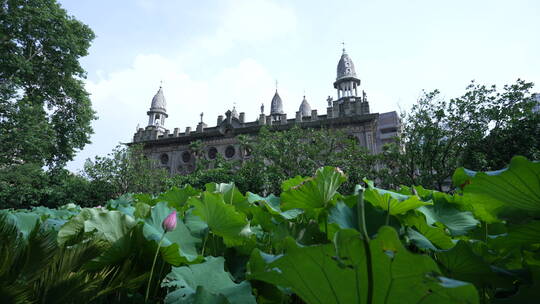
[
  {"x1": 248, "y1": 237, "x2": 357, "y2": 304},
  {"x1": 417, "y1": 195, "x2": 479, "y2": 236},
  {"x1": 494, "y1": 266, "x2": 540, "y2": 303},
  {"x1": 406, "y1": 187, "x2": 479, "y2": 236},
  {"x1": 57, "y1": 208, "x2": 136, "y2": 245},
  {"x1": 281, "y1": 175, "x2": 307, "y2": 191},
  {"x1": 490, "y1": 220, "x2": 540, "y2": 249},
  {"x1": 455, "y1": 156, "x2": 540, "y2": 222},
  {"x1": 206, "y1": 182, "x2": 245, "y2": 205},
  {"x1": 192, "y1": 286, "x2": 231, "y2": 304},
  {"x1": 328, "y1": 199, "x2": 400, "y2": 238},
  {"x1": 364, "y1": 180, "x2": 433, "y2": 215},
  {"x1": 402, "y1": 213, "x2": 455, "y2": 250},
  {"x1": 188, "y1": 192, "x2": 249, "y2": 246},
  {"x1": 281, "y1": 167, "x2": 347, "y2": 218},
  {"x1": 106, "y1": 194, "x2": 135, "y2": 216},
  {"x1": 247, "y1": 192, "x2": 302, "y2": 220},
  {"x1": 184, "y1": 209, "x2": 208, "y2": 238},
  {"x1": 345, "y1": 227, "x2": 477, "y2": 303},
  {"x1": 247, "y1": 203, "x2": 277, "y2": 232},
  {"x1": 407, "y1": 228, "x2": 438, "y2": 251},
  {"x1": 158, "y1": 185, "x2": 201, "y2": 210},
  {"x1": 452, "y1": 167, "x2": 506, "y2": 191},
  {"x1": 142, "y1": 202, "x2": 201, "y2": 265},
  {"x1": 436, "y1": 241, "x2": 510, "y2": 289},
  {"x1": 1, "y1": 211, "x2": 40, "y2": 239},
  {"x1": 162, "y1": 256, "x2": 256, "y2": 304},
  {"x1": 248, "y1": 226, "x2": 478, "y2": 304},
  {"x1": 31, "y1": 206, "x2": 76, "y2": 221},
  {"x1": 133, "y1": 202, "x2": 151, "y2": 219}
]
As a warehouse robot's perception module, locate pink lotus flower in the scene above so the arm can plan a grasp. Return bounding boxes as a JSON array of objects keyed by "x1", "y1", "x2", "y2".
[{"x1": 162, "y1": 210, "x2": 177, "y2": 232}]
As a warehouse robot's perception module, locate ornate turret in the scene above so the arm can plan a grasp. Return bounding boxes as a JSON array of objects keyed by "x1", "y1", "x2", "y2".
[
  {"x1": 299, "y1": 95, "x2": 311, "y2": 117},
  {"x1": 270, "y1": 90, "x2": 284, "y2": 115},
  {"x1": 147, "y1": 86, "x2": 168, "y2": 128},
  {"x1": 231, "y1": 106, "x2": 239, "y2": 119},
  {"x1": 333, "y1": 47, "x2": 361, "y2": 100}
]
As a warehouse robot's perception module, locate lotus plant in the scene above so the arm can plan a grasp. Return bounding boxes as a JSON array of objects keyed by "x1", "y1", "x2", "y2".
[{"x1": 145, "y1": 210, "x2": 177, "y2": 302}]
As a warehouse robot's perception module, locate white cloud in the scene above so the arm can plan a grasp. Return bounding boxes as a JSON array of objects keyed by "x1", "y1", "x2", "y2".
[{"x1": 198, "y1": 0, "x2": 297, "y2": 54}]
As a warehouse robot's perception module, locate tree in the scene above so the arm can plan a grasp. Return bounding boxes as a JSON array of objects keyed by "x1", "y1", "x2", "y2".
[
  {"x1": 379, "y1": 79, "x2": 538, "y2": 191},
  {"x1": 83, "y1": 145, "x2": 169, "y2": 198},
  {"x1": 0, "y1": 0, "x2": 96, "y2": 168},
  {"x1": 242, "y1": 126, "x2": 377, "y2": 194},
  {"x1": 462, "y1": 80, "x2": 539, "y2": 169}
]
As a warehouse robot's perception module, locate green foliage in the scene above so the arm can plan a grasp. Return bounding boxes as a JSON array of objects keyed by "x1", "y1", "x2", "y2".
[
  {"x1": 248, "y1": 227, "x2": 478, "y2": 304},
  {"x1": 453, "y1": 156, "x2": 540, "y2": 223},
  {"x1": 0, "y1": 163, "x2": 104, "y2": 209},
  {"x1": 1, "y1": 159, "x2": 539, "y2": 303},
  {"x1": 83, "y1": 144, "x2": 169, "y2": 199},
  {"x1": 0, "y1": 0, "x2": 96, "y2": 168},
  {"x1": 363, "y1": 180, "x2": 432, "y2": 215},
  {"x1": 162, "y1": 256, "x2": 256, "y2": 304},
  {"x1": 281, "y1": 166, "x2": 346, "y2": 219},
  {"x1": 378, "y1": 79, "x2": 538, "y2": 190},
  {"x1": 188, "y1": 192, "x2": 249, "y2": 247}
]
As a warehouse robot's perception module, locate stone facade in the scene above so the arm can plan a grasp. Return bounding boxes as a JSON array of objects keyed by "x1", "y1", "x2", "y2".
[{"x1": 132, "y1": 48, "x2": 400, "y2": 175}]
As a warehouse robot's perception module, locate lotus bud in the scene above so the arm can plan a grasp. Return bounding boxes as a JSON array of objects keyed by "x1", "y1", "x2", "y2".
[{"x1": 162, "y1": 210, "x2": 177, "y2": 232}]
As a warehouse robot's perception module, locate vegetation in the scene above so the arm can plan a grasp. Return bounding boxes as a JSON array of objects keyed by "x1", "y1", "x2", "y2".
[
  {"x1": 0, "y1": 0, "x2": 96, "y2": 168},
  {"x1": 1, "y1": 157, "x2": 539, "y2": 303},
  {"x1": 0, "y1": 0, "x2": 97, "y2": 209},
  {"x1": 83, "y1": 145, "x2": 169, "y2": 199},
  {"x1": 168, "y1": 127, "x2": 377, "y2": 196},
  {"x1": 378, "y1": 79, "x2": 539, "y2": 191}
]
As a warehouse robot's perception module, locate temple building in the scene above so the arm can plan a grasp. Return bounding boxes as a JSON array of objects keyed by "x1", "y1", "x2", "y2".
[{"x1": 132, "y1": 48, "x2": 400, "y2": 174}]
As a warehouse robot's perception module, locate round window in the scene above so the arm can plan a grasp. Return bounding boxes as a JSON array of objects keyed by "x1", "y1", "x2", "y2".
[
  {"x1": 208, "y1": 147, "x2": 218, "y2": 159},
  {"x1": 182, "y1": 151, "x2": 191, "y2": 163},
  {"x1": 160, "y1": 153, "x2": 169, "y2": 165},
  {"x1": 225, "y1": 146, "x2": 235, "y2": 158}
]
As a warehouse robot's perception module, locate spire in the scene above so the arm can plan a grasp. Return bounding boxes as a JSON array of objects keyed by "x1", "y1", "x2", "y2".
[
  {"x1": 231, "y1": 105, "x2": 239, "y2": 119},
  {"x1": 270, "y1": 80, "x2": 284, "y2": 115},
  {"x1": 299, "y1": 94, "x2": 311, "y2": 117},
  {"x1": 150, "y1": 86, "x2": 167, "y2": 112},
  {"x1": 147, "y1": 84, "x2": 168, "y2": 127},
  {"x1": 333, "y1": 47, "x2": 361, "y2": 99},
  {"x1": 270, "y1": 89, "x2": 284, "y2": 115}
]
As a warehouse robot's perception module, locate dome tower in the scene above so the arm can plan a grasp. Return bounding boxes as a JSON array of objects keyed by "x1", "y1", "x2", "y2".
[
  {"x1": 270, "y1": 90, "x2": 284, "y2": 115},
  {"x1": 333, "y1": 47, "x2": 361, "y2": 100},
  {"x1": 299, "y1": 95, "x2": 311, "y2": 117},
  {"x1": 147, "y1": 86, "x2": 168, "y2": 128}
]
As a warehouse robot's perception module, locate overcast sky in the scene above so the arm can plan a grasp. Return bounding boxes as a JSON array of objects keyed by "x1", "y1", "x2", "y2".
[{"x1": 60, "y1": 0, "x2": 540, "y2": 172}]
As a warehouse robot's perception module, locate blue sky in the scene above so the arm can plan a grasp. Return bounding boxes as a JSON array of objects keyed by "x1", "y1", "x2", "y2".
[{"x1": 60, "y1": 0, "x2": 540, "y2": 171}]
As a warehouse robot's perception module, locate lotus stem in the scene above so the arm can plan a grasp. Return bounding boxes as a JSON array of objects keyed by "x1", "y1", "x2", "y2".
[
  {"x1": 145, "y1": 232, "x2": 166, "y2": 303},
  {"x1": 355, "y1": 185, "x2": 372, "y2": 304}
]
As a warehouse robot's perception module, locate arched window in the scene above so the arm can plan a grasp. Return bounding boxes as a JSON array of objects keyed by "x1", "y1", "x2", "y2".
[
  {"x1": 225, "y1": 146, "x2": 235, "y2": 158},
  {"x1": 207, "y1": 147, "x2": 218, "y2": 159},
  {"x1": 160, "y1": 153, "x2": 169, "y2": 165},
  {"x1": 182, "y1": 151, "x2": 191, "y2": 163}
]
